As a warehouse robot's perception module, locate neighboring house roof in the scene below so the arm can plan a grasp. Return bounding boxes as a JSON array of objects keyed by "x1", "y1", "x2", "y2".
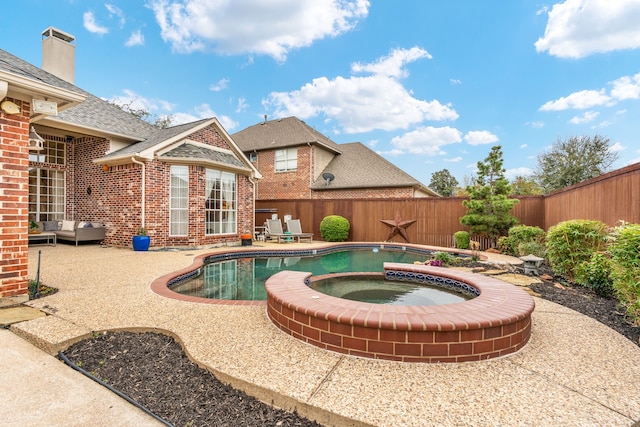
[
  {"x1": 310, "y1": 142, "x2": 440, "y2": 196},
  {"x1": 232, "y1": 116, "x2": 342, "y2": 154}
]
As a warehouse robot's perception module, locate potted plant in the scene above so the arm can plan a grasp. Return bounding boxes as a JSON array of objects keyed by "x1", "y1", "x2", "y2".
[
  {"x1": 29, "y1": 220, "x2": 41, "y2": 234},
  {"x1": 132, "y1": 227, "x2": 151, "y2": 251},
  {"x1": 240, "y1": 230, "x2": 253, "y2": 246}
]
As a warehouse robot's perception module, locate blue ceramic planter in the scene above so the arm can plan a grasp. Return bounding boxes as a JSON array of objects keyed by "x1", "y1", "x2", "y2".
[{"x1": 132, "y1": 235, "x2": 150, "y2": 251}]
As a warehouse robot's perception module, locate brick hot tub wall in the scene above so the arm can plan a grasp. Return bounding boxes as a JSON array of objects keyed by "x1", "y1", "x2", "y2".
[{"x1": 265, "y1": 263, "x2": 535, "y2": 363}]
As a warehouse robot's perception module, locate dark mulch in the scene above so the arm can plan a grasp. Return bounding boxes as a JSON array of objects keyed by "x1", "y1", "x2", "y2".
[
  {"x1": 64, "y1": 331, "x2": 323, "y2": 427},
  {"x1": 61, "y1": 263, "x2": 639, "y2": 427}
]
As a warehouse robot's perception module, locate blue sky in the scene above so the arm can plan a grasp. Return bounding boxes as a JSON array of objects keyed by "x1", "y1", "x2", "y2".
[{"x1": 4, "y1": 0, "x2": 640, "y2": 186}]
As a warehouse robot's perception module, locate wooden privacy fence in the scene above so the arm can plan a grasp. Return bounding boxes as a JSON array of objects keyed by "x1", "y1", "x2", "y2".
[
  {"x1": 256, "y1": 197, "x2": 544, "y2": 249},
  {"x1": 255, "y1": 161, "x2": 640, "y2": 248}
]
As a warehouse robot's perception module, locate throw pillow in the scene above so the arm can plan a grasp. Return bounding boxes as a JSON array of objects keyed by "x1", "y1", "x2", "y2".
[
  {"x1": 77, "y1": 221, "x2": 87, "y2": 228},
  {"x1": 84, "y1": 222, "x2": 94, "y2": 228},
  {"x1": 61, "y1": 220, "x2": 75, "y2": 231},
  {"x1": 43, "y1": 221, "x2": 59, "y2": 231}
]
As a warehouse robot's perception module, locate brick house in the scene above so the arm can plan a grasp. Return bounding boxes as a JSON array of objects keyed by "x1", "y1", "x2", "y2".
[
  {"x1": 232, "y1": 116, "x2": 439, "y2": 200},
  {"x1": 0, "y1": 28, "x2": 260, "y2": 302}
]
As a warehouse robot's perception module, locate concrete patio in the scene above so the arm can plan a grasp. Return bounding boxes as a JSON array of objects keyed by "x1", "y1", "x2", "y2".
[{"x1": 4, "y1": 243, "x2": 640, "y2": 426}]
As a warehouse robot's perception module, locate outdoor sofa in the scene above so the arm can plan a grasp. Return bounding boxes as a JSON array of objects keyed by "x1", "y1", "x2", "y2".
[{"x1": 36, "y1": 220, "x2": 106, "y2": 246}]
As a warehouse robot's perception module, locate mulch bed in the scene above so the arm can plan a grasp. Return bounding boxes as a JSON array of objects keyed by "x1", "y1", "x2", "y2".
[{"x1": 62, "y1": 265, "x2": 639, "y2": 427}]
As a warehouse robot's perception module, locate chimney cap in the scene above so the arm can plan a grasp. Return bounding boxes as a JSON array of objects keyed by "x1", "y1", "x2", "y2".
[{"x1": 42, "y1": 27, "x2": 75, "y2": 43}]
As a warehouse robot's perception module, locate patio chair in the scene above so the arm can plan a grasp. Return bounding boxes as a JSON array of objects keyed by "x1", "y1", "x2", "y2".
[
  {"x1": 266, "y1": 219, "x2": 289, "y2": 243},
  {"x1": 286, "y1": 219, "x2": 314, "y2": 242}
]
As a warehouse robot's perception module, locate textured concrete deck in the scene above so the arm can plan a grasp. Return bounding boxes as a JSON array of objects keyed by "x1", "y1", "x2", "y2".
[{"x1": 6, "y1": 243, "x2": 640, "y2": 426}]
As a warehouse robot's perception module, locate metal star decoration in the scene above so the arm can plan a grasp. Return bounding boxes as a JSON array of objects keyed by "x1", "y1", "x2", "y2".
[{"x1": 380, "y1": 210, "x2": 417, "y2": 243}]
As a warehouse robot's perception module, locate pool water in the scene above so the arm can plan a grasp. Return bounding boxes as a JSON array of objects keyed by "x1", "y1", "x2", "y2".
[
  {"x1": 308, "y1": 275, "x2": 471, "y2": 306},
  {"x1": 170, "y1": 248, "x2": 431, "y2": 300}
]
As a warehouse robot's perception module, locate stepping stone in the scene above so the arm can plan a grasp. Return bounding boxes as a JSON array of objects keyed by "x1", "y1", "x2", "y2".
[{"x1": 0, "y1": 306, "x2": 45, "y2": 327}]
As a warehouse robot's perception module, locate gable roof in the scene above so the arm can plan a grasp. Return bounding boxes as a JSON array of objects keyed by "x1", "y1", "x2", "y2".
[
  {"x1": 232, "y1": 116, "x2": 342, "y2": 154},
  {"x1": 310, "y1": 142, "x2": 439, "y2": 196}
]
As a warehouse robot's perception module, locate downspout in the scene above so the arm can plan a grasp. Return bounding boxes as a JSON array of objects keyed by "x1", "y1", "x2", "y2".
[
  {"x1": 131, "y1": 157, "x2": 145, "y2": 229},
  {"x1": 249, "y1": 176, "x2": 257, "y2": 236}
]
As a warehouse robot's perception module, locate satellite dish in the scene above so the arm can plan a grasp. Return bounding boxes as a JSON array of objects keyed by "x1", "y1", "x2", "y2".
[{"x1": 322, "y1": 172, "x2": 335, "y2": 186}]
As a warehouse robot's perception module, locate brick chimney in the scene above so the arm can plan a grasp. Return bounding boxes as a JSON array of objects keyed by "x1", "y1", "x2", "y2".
[{"x1": 42, "y1": 27, "x2": 75, "y2": 84}]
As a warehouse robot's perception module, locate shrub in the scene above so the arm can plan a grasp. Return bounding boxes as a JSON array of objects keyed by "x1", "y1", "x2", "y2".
[
  {"x1": 319, "y1": 215, "x2": 350, "y2": 242},
  {"x1": 608, "y1": 223, "x2": 640, "y2": 325},
  {"x1": 575, "y1": 252, "x2": 614, "y2": 297},
  {"x1": 545, "y1": 220, "x2": 608, "y2": 281},
  {"x1": 432, "y1": 251, "x2": 456, "y2": 266},
  {"x1": 499, "y1": 225, "x2": 545, "y2": 256},
  {"x1": 453, "y1": 231, "x2": 470, "y2": 249}
]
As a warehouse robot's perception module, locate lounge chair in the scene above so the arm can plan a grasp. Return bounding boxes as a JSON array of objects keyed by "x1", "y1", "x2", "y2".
[
  {"x1": 286, "y1": 219, "x2": 314, "y2": 242},
  {"x1": 266, "y1": 219, "x2": 290, "y2": 243}
]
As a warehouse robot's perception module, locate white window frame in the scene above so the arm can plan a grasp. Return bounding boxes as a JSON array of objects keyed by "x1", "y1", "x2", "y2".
[
  {"x1": 169, "y1": 165, "x2": 189, "y2": 236},
  {"x1": 275, "y1": 147, "x2": 297, "y2": 172},
  {"x1": 28, "y1": 168, "x2": 65, "y2": 221},
  {"x1": 205, "y1": 168, "x2": 237, "y2": 235}
]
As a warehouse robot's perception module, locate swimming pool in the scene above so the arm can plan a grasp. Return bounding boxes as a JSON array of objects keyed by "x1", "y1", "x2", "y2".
[{"x1": 169, "y1": 246, "x2": 435, "y2": 300}]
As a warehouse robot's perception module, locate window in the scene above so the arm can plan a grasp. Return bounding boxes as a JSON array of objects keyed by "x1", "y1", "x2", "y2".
[
  {"x1": 248, "y1": 152, "x2": 257, "y2": 162},
  {"x1": 169, "y1": 165, "x2": 188, "y2": 236},
  {"x1": 205, "y1": 169, "x2": 237, "y2": 235},
  {"x1": 29, "y1": 139, "x2": 65, "y2": 165},
  {"x1": 275, "y1": 148, "x2": 297, "y2": 172},
  {"x1": 28, "y1": 168, "x2": 65, "y2": 221},
  {"x1": 28, "y1": 139, "x2": 66, "y2": 221}
]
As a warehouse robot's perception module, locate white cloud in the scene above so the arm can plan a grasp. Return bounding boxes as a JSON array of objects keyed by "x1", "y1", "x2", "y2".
[
  {"x1": 535, "y1": 0, "x2": 640, "y2": 58},
  {"x1": 449, "y1": 78, "x2": 462, "y2": 85},
  {"x1": 209, "y1": 78, "x2": 230, "y2": 92},
  {"x1": 610, "y1": 72, "x2": 640, "y2": 100},
  {"x1": 367, "y1": 139, "x2": 378, "y2": 148},
  {"x1": 390, "y1": 126, "x2": 462, "y2": 155},
  {"x1": 505, "y1": 167, "x2": 534, "y2": 180},
  {"x1": 171, "y1": 103, "x2": 238, "y2": 130},
  {"x1": 444, "y1": 156, "x2": 462, "y2": 163},
  {"x1": 376, "y1": 148, "x2": 404, "y2": 157},
  {"x1": 609, "y1": 142, "x2": 625, "y2": 152},
  {"x1": 464, "y1": 130, "x2": 499, "y2": 146},
  {"x1": 147, "y1": 0, "x2": 369, "y2": 61},
  {"x1": 125, "y1": 30, "x2": 145, "y2": 47},
  {"x1": 526, "y1": 121, "x2": 545, "y2": 128},
  {"x1": 105, "y1": 3, "x2": 125, "y2": 27},
  {"x1": 83, "y1": 11, "x2": 109, "y2": 35},
  {"x1": 264, "y1": 47, "x2": 458, "y2": 133},
  {"x1": 520, "y1": 144, "x2": 528, "y2": 149},
  {"x1": 539, "y1": 89, "x2": 611, "y2": 111},
  {"x1": 351, "y1": 47, "x2": 431, "y2": 78},
  {"x1": 569, "y1": 110, "x2": 599, "y2": 124},
  {"x1": 108, "y1": 89, "x2": 173, "y2": 113},
  {"x1": 235, "y1": 97, "x2": 248, "y2": 113}
]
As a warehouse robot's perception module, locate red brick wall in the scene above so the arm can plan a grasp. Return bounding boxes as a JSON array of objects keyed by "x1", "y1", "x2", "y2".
[
  {"x1": 0, "y1": 98, "x2": 30, "y2": 299},
  {"x1": 254, "y1": 145, "x2": 312, "y2": 199},
  {"x1": 64, "y1": 124, "x2": 254, "y2": 248}
]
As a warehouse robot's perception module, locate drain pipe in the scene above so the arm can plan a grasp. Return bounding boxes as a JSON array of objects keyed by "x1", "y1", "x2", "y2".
[
  {"x1": 131, "y1": 156, "x2": 145, "y2": 229},
  {"x1": 249, "y1": 176, "x2": 257, "y2": 236}
]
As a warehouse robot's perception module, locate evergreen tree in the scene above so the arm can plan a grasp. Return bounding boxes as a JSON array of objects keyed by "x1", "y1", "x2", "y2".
[{"x1": 460, "y1": 145, "x2": 519, "y2": 245}]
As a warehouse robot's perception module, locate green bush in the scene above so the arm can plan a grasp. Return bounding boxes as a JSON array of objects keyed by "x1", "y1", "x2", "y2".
[
  {"x1": 319, "y1": 215, "x2": 350, "y2": 242},
  {"x1": 432, "y1": 251, "x2": 457, "y2": 265},
  {"x1": 575, "y1": 252, "x2": 614, "y2": 297},
  {"x1": 453, "y1": 231, "x2": 470, "y2": 249},
  {"x1": 498, "y1": 225, "x2": 546, "y2": 256},
  {"x1": 608, "y1": 223, "x2": 640, "y2": 325},
  {"x1": 545, "y1": 220, "x2": 608, "y2": 281}
]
